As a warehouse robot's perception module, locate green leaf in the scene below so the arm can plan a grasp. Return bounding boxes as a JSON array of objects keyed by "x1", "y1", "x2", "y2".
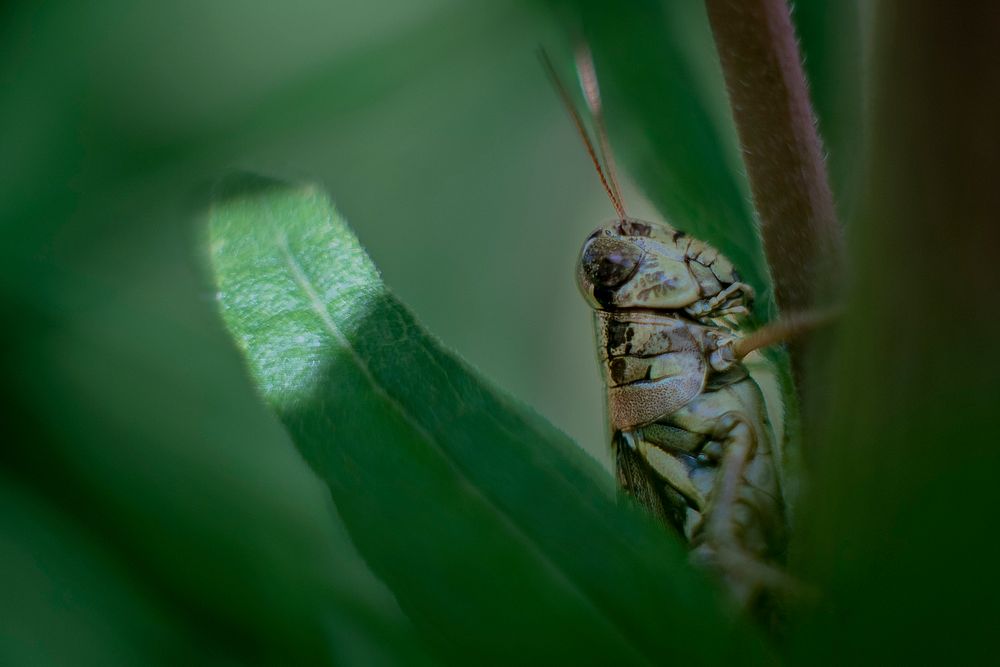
[
  {"x1": 208, "y1": 174, "x2": 771, "y2": 665},
  {"x1": 0, "y1": 477, "x2": 202, "y2": 665},
  {"x1": 5, "y1": 215, "x2": 432, "y2": 664},
  {"x1": 789, "y1": 5, "x2": 1000, "y2": 664},
  {"x1": 792, "y1": 0, "x2": 865, "y2": 216}
]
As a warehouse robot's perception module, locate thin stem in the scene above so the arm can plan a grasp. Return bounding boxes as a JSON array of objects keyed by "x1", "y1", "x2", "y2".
[{"x1": 704, "y1": 0, "x2": 844, "y2": 322}]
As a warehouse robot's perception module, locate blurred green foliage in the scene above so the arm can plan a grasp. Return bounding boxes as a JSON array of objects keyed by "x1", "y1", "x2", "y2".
[{"x1": 2, "y1": 0, "x2": 998, "y2": 664}]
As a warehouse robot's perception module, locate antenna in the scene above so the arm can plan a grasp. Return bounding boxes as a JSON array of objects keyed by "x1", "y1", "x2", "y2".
[
  {"x1": 575, "y1": 44, "x2": 627, "y2": 218},
  {"x1": 538, "y1": 47, "x2": 626, "y2": 219}
]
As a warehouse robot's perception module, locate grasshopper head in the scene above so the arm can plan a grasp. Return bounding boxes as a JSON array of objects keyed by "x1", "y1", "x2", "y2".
[
  {"x1": 578, "y1": 218, "x2": 753, "y2": 322},
  {"x1": 578, "y1": 218, "x2": 703, "y2": 311}
]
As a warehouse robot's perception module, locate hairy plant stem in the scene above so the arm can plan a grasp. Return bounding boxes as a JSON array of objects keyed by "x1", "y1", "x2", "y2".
[{"x1": 704, "y1": 0, "x2": 843, "y2": 394}]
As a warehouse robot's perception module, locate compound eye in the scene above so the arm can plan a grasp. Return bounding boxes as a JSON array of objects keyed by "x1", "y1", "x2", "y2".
[{"x1": 581, "y1": 237, "x2": 642, "y2": 288}]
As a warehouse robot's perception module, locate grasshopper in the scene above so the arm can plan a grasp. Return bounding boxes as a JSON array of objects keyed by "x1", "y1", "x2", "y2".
[{"x1": 542, "y1": 47, "x2": 816, "y2": 607}]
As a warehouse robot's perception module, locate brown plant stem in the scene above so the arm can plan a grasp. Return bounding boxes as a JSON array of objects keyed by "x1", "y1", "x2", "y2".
[{"x1": 704, "y1": 0, "x2": 843, "y2": 354}]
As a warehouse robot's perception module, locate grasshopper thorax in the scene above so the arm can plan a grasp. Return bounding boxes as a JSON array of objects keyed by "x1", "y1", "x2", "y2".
[{"x1": 577, "y1": 217, "x2": 754, "y2": 328}]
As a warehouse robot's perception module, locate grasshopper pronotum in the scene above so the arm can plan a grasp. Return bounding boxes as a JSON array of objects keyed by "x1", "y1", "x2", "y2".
[{"x1": 542, "y1": 47, "x2": 820, "y2": 608}]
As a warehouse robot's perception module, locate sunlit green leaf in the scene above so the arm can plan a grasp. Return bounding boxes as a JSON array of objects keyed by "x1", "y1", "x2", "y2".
[
  {"x1": 4, "y1": 215, "x2": 432, "y2": 664},
  {"x1": 209, "y1": 173, "x2": 770, "y2": 665}
]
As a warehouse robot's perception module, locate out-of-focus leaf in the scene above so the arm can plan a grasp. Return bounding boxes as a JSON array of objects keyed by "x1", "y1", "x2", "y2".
[
  {"x1": 790, "y1": 4, "x2": 1000, "y2": 664},
  {"x1": 209, "y1": 174, "x2": 771, "y2": 665},
  {"x1": 542, "y1": 0, "x2": 771, "y2": 317},
  {"x1": 792, "y1": 0, "x2": 865, "y2": 216},
  {"x1": 0, "y1": 477, "x2": 202, "y2": 665}
]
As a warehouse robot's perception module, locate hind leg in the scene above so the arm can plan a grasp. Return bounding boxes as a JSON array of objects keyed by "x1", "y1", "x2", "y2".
[{"x1": 687, "y1": 412, "x2": 795, "y2": 605}]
